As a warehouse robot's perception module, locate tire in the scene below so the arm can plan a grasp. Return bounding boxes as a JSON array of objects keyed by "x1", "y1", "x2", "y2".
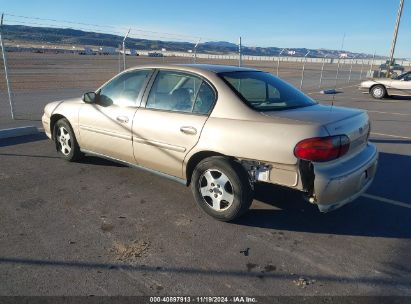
[
  {"x1": 53, "y1": 118, "x2": 83, "y2": 161},
  {"x1": 191, "y1": 156, "x2": 254, "y2": 221},
  {"x1": 370, "y1": 85, "x2": 386, "y2": 99}
]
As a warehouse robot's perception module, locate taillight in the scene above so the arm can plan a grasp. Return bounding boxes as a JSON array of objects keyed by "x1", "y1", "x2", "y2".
[{"x1": 294, "y1": 135, "x2": 350, "y2": 162}]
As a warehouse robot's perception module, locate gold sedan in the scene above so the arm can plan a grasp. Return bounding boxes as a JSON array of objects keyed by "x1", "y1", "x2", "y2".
[{"x1": 42, "y1": 64, "x2": 378, "y2": 221}]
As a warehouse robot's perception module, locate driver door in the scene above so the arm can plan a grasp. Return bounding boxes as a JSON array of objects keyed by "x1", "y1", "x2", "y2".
[{"x1": 79, "y1": 69, "x2": 153, "y2": 163}]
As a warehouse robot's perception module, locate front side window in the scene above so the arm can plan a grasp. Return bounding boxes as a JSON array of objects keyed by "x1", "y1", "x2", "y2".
[
  {"x1": 146, "y1": 70, "x2": 215, "y2": 114},
  {"x1": 98, "y1": 70, "x2": 151, "y2": 107},
  {"x1": 219, "y1": 71, "x2": 316, "y2": 111}
]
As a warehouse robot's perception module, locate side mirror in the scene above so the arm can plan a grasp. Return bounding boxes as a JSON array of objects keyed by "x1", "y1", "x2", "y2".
[{"x1": 82, "y1": 92, "x2": 97, "y2": 103}]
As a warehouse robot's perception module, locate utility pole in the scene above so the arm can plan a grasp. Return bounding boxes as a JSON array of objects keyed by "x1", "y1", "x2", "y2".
[
  {"x1": 387, "y1": 0, "x2": 404, "y2": 78},
  {"x1": 238, "y1": 37, "x2": 242, "y2": 67}
]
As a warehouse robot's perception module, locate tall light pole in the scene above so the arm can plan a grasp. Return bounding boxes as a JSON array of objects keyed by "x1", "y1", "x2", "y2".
[{"x1": 387, "y1": 0, "x2": 405, "y2": 77}]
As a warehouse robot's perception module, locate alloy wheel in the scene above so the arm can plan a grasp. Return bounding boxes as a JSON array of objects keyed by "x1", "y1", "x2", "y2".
[
  {"x1": 198, "y1": 169, "x2": 234, "y2": 212},
  {"x1": 57, "y1": 126, "x2": 72, "y2": 156}
]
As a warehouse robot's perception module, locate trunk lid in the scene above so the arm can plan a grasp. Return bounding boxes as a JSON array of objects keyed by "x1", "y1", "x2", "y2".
[{"x1": 262, "y1": 104, "x2": 370, "y2": 156}]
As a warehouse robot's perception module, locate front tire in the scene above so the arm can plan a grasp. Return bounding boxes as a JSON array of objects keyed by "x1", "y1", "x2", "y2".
[
  {"x1": 191, "y1": 157, "x2": 254, "y2": 221},
  {"x1": 370, "y1": 85, "x2": 386, "y2": 99},
  {"x1": 53, "y1": 118, "x2": 83, "y2": 161}
]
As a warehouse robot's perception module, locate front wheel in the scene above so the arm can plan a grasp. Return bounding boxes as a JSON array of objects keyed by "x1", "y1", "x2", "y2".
[
  {"x1": 370, "y1": 85, "x2": 386, "y2": 99},
  {"x1": 191, "y1": 157, "x2": 254, "y2": 221},
  {"x1": 54, "y1": 118, "x2": 83, "y2": 161}
]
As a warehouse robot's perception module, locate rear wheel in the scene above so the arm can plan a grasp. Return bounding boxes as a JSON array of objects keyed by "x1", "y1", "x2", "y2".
[
  {"x1": 191, "y1": 157, "x2": 253, "y2": 221},
  {"x1": 370, "y1": 85, "x2": 386, "y2": 99},
  {"x1": 54, "y1": 118, "x2": 83, "y2": 161}
]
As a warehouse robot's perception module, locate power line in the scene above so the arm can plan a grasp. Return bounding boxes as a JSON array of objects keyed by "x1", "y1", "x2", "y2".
[{"x1": 3, "y1": 12, "x2": 212, "y2": 42}]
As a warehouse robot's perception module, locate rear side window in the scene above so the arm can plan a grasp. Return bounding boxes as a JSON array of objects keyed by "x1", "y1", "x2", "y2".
[
  {"x1": 193, "y1": 82, "x2": 215, "y2": 114},
  {"x1": 99, "y1": 70, "x2": 151, "y2": 107},
  {"x1": 146, "y1": 70, "x2": 215, "y2": 114},
  {"x1": 219, "y1": 71, "x2": 316, "y2": 111}
]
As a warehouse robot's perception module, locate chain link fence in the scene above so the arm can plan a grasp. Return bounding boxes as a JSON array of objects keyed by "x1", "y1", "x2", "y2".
[{"x1": 1, "y1": 14, "x2": 408, "y2": 126}]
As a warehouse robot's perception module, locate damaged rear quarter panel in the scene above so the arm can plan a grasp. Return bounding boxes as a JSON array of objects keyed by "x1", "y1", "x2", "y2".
[{"x1": 186, "y1": 116, "x2": 329, "y2": 188}]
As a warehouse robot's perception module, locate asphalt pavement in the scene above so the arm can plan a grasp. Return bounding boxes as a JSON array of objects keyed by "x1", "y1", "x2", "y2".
[{"x1": 0, "y1": 85, "x2": 410, "y2": 296}]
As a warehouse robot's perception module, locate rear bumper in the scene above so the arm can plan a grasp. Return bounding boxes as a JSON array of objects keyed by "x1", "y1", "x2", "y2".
[{"x1": 312, "y1": 143, "x2": 378, "y2": 212}]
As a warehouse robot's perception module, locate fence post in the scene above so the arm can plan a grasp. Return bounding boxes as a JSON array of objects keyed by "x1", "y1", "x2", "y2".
[
  {"x1": 369, "y1": 51, "x2": 376, "y2": 78},
  {"x1": 359, "y1": 59, "x2": 364, "y2": 80},
  {"x1": 118, "y1": 44, "x2": 122, "y2": 73},
  {"x1": 334, "y1": 57, "x2": 342, "y2": 89},
  {"x1": 347, "y1": 55, "x2": 358, "y2": 83},
  {"x1": 319, "y1": 55, "x2": 328, "y2": 88},
  {"x1": 0, "y1": 13, "x2": 15, "y2": 120},
  {"x1": 122, "y1": 29, "x2": 130, "y2": 71},
  {"x1": 193, "y1": 38, "x2": 201, "y2": 64},
  {"x1": 299, "y1": 51, "x2": 310, "y2": 89},
  {"x1": 276, "y1": 48, "x2": 286, "y2": 76},
  {"x1": 238, "y1": 37, "x2": 242, "y2": 67}
]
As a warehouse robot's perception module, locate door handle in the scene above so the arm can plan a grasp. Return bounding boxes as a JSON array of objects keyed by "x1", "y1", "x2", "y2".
[
  {"x1": 116, "y1": 116, "x2": 129, "y2": 123},
  {"x1": 180, "y1": 126, "x2": 197, "y2": 135}
]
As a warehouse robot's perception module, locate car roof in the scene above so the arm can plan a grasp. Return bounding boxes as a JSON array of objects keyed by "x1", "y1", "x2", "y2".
[{"x1": 126, "y1": 63, "x2": 260, "y2": 74}]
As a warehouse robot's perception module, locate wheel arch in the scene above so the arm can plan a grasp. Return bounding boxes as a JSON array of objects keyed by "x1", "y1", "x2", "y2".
[
  {"x1": 369, "y1": 83, "x2": 386, "y2": 93},
  {"x1": 50, "y1": 114, "x2": 77, "y2": 141},
  {"x1": 50, "y1": 114, "x2": 67, "y2": 139},
  {"x1": 185, "y1": 150, "x2": 233, "y2": 186}
]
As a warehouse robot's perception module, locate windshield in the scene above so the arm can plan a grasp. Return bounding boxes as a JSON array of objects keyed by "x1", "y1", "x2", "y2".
[{"x1": 219, "y1": 71, "x2": 316, "y2": 111}]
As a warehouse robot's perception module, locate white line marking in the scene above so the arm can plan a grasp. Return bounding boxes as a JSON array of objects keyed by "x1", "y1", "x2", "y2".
[
  {"x1": 368, "y1": 110, "x2": 411, "y2": 116},
  {"x1": 371, "y1": 132, "x2": 411, "y2": 140},
  {"x1": 362, "y1": 193, "x2": 411, "y2": 209}
]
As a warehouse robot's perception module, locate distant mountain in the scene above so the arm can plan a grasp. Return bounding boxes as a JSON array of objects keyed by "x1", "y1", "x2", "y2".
[
  {"x1": 203, "y1": 41, "x2": 238, "y2": 48},
  {"x1": 3, "y1": 24, "x2": 383, "y2": 59}
]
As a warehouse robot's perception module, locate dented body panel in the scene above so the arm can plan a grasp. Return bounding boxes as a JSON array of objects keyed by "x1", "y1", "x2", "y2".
[{"x1": 313, "y1": 143, "x2": 378, "y2": 211}]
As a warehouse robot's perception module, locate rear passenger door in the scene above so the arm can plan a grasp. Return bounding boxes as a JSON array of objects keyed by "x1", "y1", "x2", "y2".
[{"x1": 132, "y1": 70, "x2": 216, "y2": 178}]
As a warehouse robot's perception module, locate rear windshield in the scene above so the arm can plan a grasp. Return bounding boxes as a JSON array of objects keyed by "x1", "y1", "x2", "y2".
[{"x1": 219, "y1": 71, "x2": 316, "y2": 111}]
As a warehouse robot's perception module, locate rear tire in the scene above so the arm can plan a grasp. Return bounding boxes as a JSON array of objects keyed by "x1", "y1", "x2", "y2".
[
  {"x1": 370, "y1": 85, "x2": 386, "y2": 99},
  {"x1": 191, "y1": 156, "x2": 253, "y2": 221},
  {"x1": 53, "y1": 118, "x2": 83, "y2": 162}
]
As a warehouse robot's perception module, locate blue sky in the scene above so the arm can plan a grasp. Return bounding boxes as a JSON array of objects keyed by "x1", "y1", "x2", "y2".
[{"x1": 1, "y1": 0, "x2": 410, "y2": 57}]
